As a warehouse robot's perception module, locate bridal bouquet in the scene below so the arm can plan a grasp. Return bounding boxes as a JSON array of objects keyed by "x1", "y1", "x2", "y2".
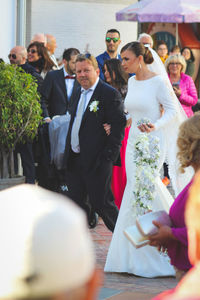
[{"x1": 133, "y1": 119, "x2": 160, "y2": 216}]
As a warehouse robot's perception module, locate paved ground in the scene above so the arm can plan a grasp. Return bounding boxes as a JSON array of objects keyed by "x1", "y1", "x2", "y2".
[{"x1": 90, "y1": 218, "x2": 177, "y2": 300}]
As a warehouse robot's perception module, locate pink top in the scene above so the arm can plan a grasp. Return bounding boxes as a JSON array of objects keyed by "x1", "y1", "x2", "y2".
[
  {"x1": 169, "y1": 73, "x2": 198, "y2": 118},
  {"x1": 167, "y1": 179, "x2": 193, "y2": 271}
]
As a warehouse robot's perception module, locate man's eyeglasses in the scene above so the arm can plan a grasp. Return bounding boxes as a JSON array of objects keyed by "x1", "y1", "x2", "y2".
[
  {"x1": 28, "y1": 49, "x2": 37, "y2": 54},
  {"x1": 106, "y1": 37, "x2": 120, "y2": 43},
  {"x1": 8, "y1": 54, "x2": 16, "y2": 59}
]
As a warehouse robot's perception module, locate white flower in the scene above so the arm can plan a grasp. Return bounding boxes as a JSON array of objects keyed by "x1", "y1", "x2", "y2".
[
  {"x1": 89, "y1": 100, "x2": 99, "y2": 113},
  {"x1": 133, "y1": 119, "x2": 160, "y2": 216}
]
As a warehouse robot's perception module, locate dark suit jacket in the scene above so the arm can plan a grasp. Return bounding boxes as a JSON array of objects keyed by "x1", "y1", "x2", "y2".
[
  {"x1": 20, "y1": 62, "x2": 43, "y2": 94},
  {"x1": 40, "y1": 68, "x2": 79, "y2": 118},
  {"x1": 64, "y1": 79, "x2": 126, "y2": 171}
]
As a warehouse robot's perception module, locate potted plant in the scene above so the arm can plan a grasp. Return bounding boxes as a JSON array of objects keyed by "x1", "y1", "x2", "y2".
[{"x1": 0, "y1": 62, "x2": 42, "y2": 189}]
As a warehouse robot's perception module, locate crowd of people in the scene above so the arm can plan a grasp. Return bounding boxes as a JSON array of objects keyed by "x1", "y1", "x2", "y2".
[{"x1": 1, "y1": 29, "x2": 200, "y2": 299}]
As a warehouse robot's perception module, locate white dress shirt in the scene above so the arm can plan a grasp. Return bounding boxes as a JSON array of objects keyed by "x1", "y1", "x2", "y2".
[
  {"x1": 71, "y1": 77, "x2": 99, "y2": 153},
  {"x1": 79, "y1": 77, "x2": 99, "y2": 112},
  {"x1": 63, "y1": 67, "x2": 76, "y2": 99}
]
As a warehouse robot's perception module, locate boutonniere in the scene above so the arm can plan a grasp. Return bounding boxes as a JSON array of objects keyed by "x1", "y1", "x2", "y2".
[{"x1": 89, "y1": 100, "x2": 99, "y2": 113}]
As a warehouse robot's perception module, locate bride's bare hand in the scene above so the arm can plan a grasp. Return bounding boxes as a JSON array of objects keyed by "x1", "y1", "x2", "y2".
[{"x1": 138, "y1": 123, "x2": 155, "y2": 133}]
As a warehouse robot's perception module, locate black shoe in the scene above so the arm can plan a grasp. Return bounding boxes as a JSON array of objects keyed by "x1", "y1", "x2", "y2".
[{"x1": 88, "y1": 212, "x2": 98, "y2": 229}]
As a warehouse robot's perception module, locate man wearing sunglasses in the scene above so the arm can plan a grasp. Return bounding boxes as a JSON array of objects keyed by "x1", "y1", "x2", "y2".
[
  {"x1": 96, "y1": 29, "x2": 121, "y2": 81},
  {"x1": 8, "y1": 46, "x2": 44, "y2": 185},
  {"x1": 8, "y1": 46, "x2": 43, "y2": 89}
]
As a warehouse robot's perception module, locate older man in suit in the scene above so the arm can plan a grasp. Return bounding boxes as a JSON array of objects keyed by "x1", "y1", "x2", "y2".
[
  {"x1": 9, "y1": 46, "x2": 43, "y2": 184},
  {"x1": 64, "y1": 54, "x2": 126, "y2": 232},
  {"x1": 41, "y1": 48, "x2": 80, "y2": 120}
]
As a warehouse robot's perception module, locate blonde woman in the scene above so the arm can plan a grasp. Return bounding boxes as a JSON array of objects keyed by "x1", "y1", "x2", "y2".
[
  {"x1": 165, "y1": 54, "x2": 198, "y2": 118},
  {"x1": 150, "y1": 112, "x2": 200, "y2": 283}
]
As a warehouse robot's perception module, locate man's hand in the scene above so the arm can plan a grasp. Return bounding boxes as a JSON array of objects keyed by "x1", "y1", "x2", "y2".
[
  {"x1": 103, "y1": 123, "x2": 111, "y2": 136},
  {"x1": 126, "y1": 118, "x2": 132, "y2": 128},
  {"x1": 44, "y1": 117, "x2": 52, "y2": 123}
]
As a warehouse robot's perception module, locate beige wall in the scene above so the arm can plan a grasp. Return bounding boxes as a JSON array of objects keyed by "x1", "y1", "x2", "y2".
[{"x1": 28, "y1": 0, "x2": 138, "y2": 59}]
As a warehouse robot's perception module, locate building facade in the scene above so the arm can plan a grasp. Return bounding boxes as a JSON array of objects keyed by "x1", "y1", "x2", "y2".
[
  {"x1": 0, "y1": 0, "x2": 137, "y2": 62},
  {"x1": 29, "y1": 0, "x2": 138, "y2": 58}
]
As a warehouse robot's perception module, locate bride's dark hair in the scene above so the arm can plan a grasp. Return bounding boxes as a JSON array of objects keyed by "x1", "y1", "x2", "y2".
[{"x1": 121, "y1": 41, "x2": 154, "y2": 64}]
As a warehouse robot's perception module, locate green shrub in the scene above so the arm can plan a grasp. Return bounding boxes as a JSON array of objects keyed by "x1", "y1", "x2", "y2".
[{"x1": 0, "y1": 63, "x2": 43, "y2": 178}]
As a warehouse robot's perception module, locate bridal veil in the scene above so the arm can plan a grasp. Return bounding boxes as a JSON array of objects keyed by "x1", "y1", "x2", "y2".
[{"x1": 146, "y1": 46, "x2": 193, "y2": 196}]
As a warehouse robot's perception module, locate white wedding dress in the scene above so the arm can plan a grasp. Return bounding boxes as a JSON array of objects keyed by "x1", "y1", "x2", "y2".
[{"x1": 105, "y1": 75, "x2": 183, "y2": 278}]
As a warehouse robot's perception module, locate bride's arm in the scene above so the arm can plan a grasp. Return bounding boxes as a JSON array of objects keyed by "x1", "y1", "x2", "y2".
[{"x1": 154, "y1": 78, "x2": 178, "y2": 131}]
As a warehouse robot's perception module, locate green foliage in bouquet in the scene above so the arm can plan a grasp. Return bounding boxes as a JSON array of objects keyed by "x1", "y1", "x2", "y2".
[{"x1": 0, "y1": 62, "x2": 42, "y2": 178}]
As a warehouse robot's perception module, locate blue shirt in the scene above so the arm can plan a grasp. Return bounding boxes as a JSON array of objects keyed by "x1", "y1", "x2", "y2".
[{"x1": 96, "y1": 51, "x2": 121, "y2": 81}]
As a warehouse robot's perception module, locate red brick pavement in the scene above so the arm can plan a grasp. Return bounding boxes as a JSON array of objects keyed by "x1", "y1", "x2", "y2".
[{"x1": 90, "y1": 218, "x2": 177, "y2": 300}]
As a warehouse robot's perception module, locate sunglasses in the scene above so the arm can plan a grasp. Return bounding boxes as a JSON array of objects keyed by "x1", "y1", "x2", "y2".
[
  {"x1": 28, "y1": 49, "x2": 37, "y2": 54},
  {"x1": 77, "y1": 53, "x2": 91, "y2": 59},
  {"x1": 8, "y1": 54, "x2": 16, "y2": 59},
  {"x1": 106, "y1": 37, "x2": 120, "y2": 43},
  {"x1": 85, "y1": 53, "x2": 91, "y2": 59}
]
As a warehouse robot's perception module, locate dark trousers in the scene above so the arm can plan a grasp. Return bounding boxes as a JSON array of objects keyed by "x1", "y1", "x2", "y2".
[
  {"x1": 163, "y1": 162, "x2": 169, "y2": 179},
  {"x1": 14, "y1": 142, "x2": 35, "y2": 184},
  {"x1": 65, "y1": 151, "x2": 119, "y2": 232}
]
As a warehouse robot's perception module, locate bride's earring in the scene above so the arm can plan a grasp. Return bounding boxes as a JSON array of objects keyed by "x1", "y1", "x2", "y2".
[{"x1": 139, "y1": 63, "x2": 142, "y2": 70}]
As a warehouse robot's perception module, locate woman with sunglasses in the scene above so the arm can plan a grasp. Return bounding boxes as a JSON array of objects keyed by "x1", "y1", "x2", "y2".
[
  {"x1": 103, "y1": 58, "x2": 130, "y2": 209},
  {"x1": 165, "y1": 54, "x2": 198, "y2": 118},
  {"x1": 27, "y1": 42, "x2": 56, "y2": 78}
]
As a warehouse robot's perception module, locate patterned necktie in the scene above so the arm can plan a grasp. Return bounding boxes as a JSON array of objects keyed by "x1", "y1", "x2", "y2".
[{"x1": 71, "y1": 89, "x2": 90, "y2": 151}]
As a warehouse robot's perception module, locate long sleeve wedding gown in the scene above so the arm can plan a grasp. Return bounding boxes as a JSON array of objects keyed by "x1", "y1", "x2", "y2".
[{"x1": 105, "y1": 74, "x2": 187, "y2": 278}]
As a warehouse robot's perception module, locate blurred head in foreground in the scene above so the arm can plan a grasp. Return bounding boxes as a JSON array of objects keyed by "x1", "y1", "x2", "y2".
[
  {"x1": 0, "y1": 184, "x2": 100, "y2": 300},
  {"x1": 177, "y1": 112, "x2": 200, "y2": 173}
]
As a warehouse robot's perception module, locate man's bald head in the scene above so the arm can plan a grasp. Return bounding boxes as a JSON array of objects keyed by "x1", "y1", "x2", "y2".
[
  {"x1": 31, "y1": 33, "x2": 47, "y2": 46},
  {"x1": 46, "y1": 34, "x2": 57, "y2": 54},
  {"x1": 9, "y1": 46, "x2": 27, "y2": 65}
]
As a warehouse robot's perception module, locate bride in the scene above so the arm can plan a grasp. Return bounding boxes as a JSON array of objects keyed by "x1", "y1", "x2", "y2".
[{"x1": 104, "y1": 42, "x2": 193, "y2": 278}]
